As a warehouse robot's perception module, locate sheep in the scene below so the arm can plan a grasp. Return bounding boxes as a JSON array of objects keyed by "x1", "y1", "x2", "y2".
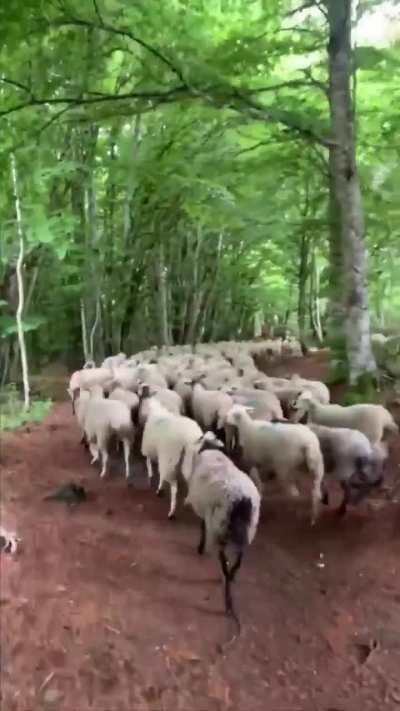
[
  {"x1": 110, "y1": 365, "x2": 141, "y2": 392},
  {"x1": 225, "y1": 404, "x2": 324, "y2": 524},
  {"x1": 181, "y1": 432, "x2": 260, "y2": 624},
  {"x1": 141, "y1": 398, "x2": 203, "y2": 518},
  {"x1": 74, "y1": 388, "x2": 91, "y2": 446},
  {"x1": 289, "y1": 391, "x2": 398, "y2": 445},
  {"x1": 81, "y1": 385, "x2": 134, "y2": 479},
  {"x1": 191, "y1": 382, "x2": 233, "y2": 429},
  {"x1": 136, "y1": 364, "x2": 168, "y2": 390},
  {"x1": 289, "y1": 374, "x2": 330, "y2": 404},
  {"x1": 102, "y1": 352, "x2": 127, "y2": 370},
  {"x1": 173, "y1": 377, "x2": 194, "y2": 414},
  {"x1": 300, "y1": 423, "x2": 387, "y2": 515},
  {"x1": 137, "y1": 383, "x2": 183, "y2": 426},
  {"x1": 108, "y1": 387, "x2": 139, "y2": 422},
  {"x1": 68, "y1": 367, "x2": 114, "y2": 412},
  {"x1": 224, "y1": 387, "x2": 283, "y2": 422}
]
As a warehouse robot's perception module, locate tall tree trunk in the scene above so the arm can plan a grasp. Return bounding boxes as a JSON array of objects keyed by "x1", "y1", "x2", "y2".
[
  {"x1": 10, "y1": 154, "x2": 30, "y2": 410},
  {"x1": 309, "y1": 247, "x2": 323, "y2": 344},
  {"x1": 326, "y1": 0, "x2": 376, "y2": 384},
  {"x1": 156, "y1": 242, "x2": 170, "y2": 346},
  {"x1": 297, "y1": 232, "x2": 310, "y2": 347},
  {"x1": 80, "y1": 299, "x2": 89, "y2": 362}
]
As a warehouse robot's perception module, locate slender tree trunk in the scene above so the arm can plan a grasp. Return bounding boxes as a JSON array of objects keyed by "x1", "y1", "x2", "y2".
[
  {"x1": 89, "y1": 296, "x2": 101, "y2": 361},
  {"x1": 156, "y1": 242, "x2": 170, "y2": 346},
  {"x1": 297, "y1": 232, "x2": 310, "y2": 346},
  {"x1": 80, "y1": 299, "x2": 89, "y2": 362},
  {"x1": 326, "y1": 0, "x2": 376, "y2": 384},
  {"x1": 309, "y1": 247, "x2": 323, "y2": 344},
  {"x1": 10, "y1": 154, "x2": 30, "y2": 410},
  {"x1": 0, "y1": 341, "x2": 11, "y2": 388}
]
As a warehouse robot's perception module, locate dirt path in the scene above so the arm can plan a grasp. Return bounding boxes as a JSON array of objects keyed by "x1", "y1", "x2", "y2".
[{"x1": 1, "y1": 363, "x2": 400, "y2": 710}]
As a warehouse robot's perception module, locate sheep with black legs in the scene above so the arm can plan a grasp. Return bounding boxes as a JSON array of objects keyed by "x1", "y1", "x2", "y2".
[{"x1": 181, "y1": 432, "x2": 260, "y2": 626}]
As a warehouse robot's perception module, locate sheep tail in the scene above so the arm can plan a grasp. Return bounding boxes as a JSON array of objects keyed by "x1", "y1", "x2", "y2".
[
  {"x1": 303, "y1": 441, "x2": 324, "y2": 525},
  {"x1": 227, "y1": 497, "x2": 253, "y2": 548}
]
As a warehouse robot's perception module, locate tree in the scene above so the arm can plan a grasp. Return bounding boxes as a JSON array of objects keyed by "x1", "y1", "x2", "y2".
[
  {"x1": 10, "y1": 153, "x2": 30, "y2": 409},
  {"x1": 325, "y1": 0, "x2": 376, "y2": 385}
]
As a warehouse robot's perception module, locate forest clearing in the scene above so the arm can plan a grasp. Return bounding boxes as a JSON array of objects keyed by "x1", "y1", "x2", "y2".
[{"x1": 1, "y1": 0, "x2": 400, "y2": 709}]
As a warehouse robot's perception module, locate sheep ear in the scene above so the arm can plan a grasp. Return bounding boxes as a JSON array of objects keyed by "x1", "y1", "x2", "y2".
[{"x1": 300, "y1": 389, "x2": 312, "y2": 400}]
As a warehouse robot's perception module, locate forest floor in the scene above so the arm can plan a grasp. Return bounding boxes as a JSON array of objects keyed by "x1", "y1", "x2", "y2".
[{"x1": 1, "y1": 352, "x2": 400, "y2": 711}]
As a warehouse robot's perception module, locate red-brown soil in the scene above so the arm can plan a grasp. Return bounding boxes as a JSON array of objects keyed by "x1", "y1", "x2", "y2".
[{"x1": 1, "y1": 353, "x2": 400, "y2": 711}]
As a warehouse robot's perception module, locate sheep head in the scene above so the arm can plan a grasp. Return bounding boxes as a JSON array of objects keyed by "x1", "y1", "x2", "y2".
[
  {"x1": 198, "y1": 431, "x2": 224, "y2": 453},
  {"x1": 288, "y1": 390, "x2": 312, "y2": 421},
  {"x1": 226, "y1": 404, "x2": 254, "y2": 426}
]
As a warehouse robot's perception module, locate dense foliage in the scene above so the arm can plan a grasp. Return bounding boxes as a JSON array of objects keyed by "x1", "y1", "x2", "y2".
[{"x1": 1, "y1": 0, "x2": 399, "y2": 380}]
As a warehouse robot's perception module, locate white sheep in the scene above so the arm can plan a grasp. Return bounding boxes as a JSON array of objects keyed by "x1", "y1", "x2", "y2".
[
  {"x1": 181, "y1": 432, "x2": 260, "y2": 624},
  {"x1": 191, "y1": 382, "x2": 233, "y2": 429},
  {"x1": 81, "y1": 385, "x2": 134, "y2": 479},
  {"x1": 108, "y1": 387, "x2": 139, "y2": 423},
  {"x1": 290, "y1": 391, "x2": 398, "y2": 445},
  {"x1": 102, "y1": 352, "x2": 127, "y2": 370},
  {"x1": 138, "y1": 383, "x2": 183, "y2": 426},
  {"x1": 141, "y1": 398, "x2": 203, "y2": 518},
  {"x1": 226, "y1": 404, "x2": 324, "y2": 524},
  {"x1": 224, "y1": 387, "x2": 283, "y2": 422},
  {"x1": 289, "y1": 374, "x2": 330, "y2": 404},
  {"x1": 68, "y1": 367, "x2": 114, "y2": 412}
]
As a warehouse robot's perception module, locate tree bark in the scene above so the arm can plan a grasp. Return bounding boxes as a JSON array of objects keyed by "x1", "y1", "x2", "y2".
[
  {"x1": 10, "y1": 153, "x2": 30, "y2": 410},
  {"x1": 80, "y1": 299, "x2": 89, "y2": 362},
  {"x1": 326, "y1": 0, "x2": 376, "y2": 384},
  {"x1": 156, "y1": 242, "x2": 170, "y2": 346},
  {"x1": 297, "y1": 231, "x2": 310, "y2": 345}
]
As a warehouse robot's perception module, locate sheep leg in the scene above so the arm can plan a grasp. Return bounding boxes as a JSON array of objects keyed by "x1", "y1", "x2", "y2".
[
  {"x1": 89, "y1": 442, "x2": 99, "y2": 464},
  {"x1": 310, "y1": 487, "x2": 322, "y2": 526},
  {"x1": 122, "y1": 439, "x2": 130, "y2": 479},
  {"x1": 276, "y1": 470, "x2": 300, "y2": 499},
  {"x1": 248, "y1": 467, "x2": 263, "y2": 495},
  {"x1": 168, "y1": 481, "x2": 178, "y2": 520},
  {"x1": 337, "y1": 483, "x2": 349, "y2": 517},
  {"x1": 197, "y1": 520, "x2": 206, "y2": 555},
  {"x1": 99, "y1": 448, "x2": 109, "y2": 478},
  {"x1": 218, "y1": 548, "x2": 241, "y2": 628},
  {"x1": 146, "y1": 457, "x2": 153, "y2": 483}
]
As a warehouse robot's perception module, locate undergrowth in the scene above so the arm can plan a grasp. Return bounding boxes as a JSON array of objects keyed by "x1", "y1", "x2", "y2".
[{"x1": 0, "y1": 384, "x2": 52, "y2": 431}]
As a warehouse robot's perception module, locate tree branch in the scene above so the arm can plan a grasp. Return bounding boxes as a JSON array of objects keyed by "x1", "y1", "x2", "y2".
[
  {"x1": 0, "y1": 85, "x2": 189, "y2": 119},
  {"x1": 286, "y1": 1, "x2": 316, "y2": 16},
  {"x1": 221, "y1": 89, "x2": 334, "y2": 147},
  {"x1": 53, "y1": 17, "x2": 186, "y2": 84},
  {"x1": 92, "y1": 0, "x2": 104, "y2": 25},
  {"x1": 0, "y1": 77, "x2": 32, "y2": 93},
  {"x1": 248, "y1": 78, "x2": 326, "y2": 95}
]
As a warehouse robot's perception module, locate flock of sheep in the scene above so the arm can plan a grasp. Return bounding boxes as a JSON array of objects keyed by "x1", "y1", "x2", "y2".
[{"x1": 68, "y1": 339, "x2": 398, "y2": 625}]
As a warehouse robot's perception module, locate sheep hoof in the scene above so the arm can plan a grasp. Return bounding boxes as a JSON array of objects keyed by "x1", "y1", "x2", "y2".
[
  {"x1": 168, "y1": 512, "x2": 176, "y2": 521},
  {"x1": 156, "y1": 489, "x2": 164, "y2": 498}
]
